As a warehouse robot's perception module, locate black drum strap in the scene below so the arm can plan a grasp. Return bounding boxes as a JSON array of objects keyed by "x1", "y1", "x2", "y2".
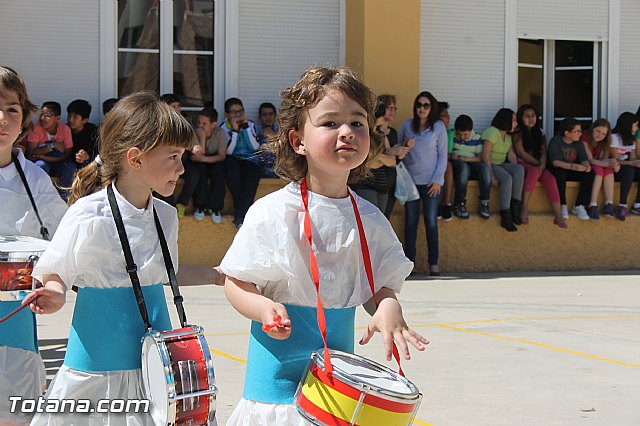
[
  {"x1": 106, "y1": 183, "x2": 187, "y2": 330},
  {"x1": 12, "y1": 151, "x2": 50, "y2": 240}
]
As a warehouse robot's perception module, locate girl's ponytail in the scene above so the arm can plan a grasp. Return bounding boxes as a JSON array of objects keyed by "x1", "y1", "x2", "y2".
[{"x1": 68, "y1": 160, "x2": 102, "y2": 205}]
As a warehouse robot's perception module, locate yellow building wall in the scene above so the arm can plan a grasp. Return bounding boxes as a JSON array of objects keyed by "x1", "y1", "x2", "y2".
[{"x1": 346, "y1": 0, "x2": 421, "y2": 127}]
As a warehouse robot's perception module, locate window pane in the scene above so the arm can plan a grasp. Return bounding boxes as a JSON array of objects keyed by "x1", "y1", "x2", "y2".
[
  {"x1": 518, "y1": 39, "x2": 543, "y2": 65},
  {"x1": 174, "y1": 1, "x2": 214, "y2": 51},
  {"x1": 518, "y1": 67, "x2": 543, "y2": 114},
  {"x1": 117, "y1": 0, "x2": 159, "y2": 98},
  {"x1": 118, "y1": 0, "x2": 159, "y2": 49},
  {"x1": 554, "y1": 70, "x2": 593, "y2": 118},
  {"x1": 555, "y1": 41, "x2": 593, "y2": 67},
  {"x1": 173, "y1": 1, "x2": 214, "y2": 108},
  {"x1": 118, "y1": 52, "x2": 159, "y2": 96},
  {"x1": 173, "y1": 55, "x2": 214, "y2": 108}
]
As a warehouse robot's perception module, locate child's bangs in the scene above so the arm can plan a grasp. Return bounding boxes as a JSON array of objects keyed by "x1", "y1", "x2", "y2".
[{"x1": 157, "y1": 111, "x2": 195, "y2": 150}]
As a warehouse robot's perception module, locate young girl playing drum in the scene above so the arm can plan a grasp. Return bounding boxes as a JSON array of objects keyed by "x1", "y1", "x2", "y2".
[
  {"x1": 25, "y1": 92, "x2": 197, "y2": 425},
  {"x1": 0, "y1": 65, "x2": 67, "y2": 425},
  {"x1": 221, "y1": 66, "x2": 428, "y2": 425}
]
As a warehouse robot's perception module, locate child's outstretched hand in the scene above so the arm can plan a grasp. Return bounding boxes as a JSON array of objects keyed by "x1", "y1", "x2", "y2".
[
  {"x1": 261, "y1": 302, "x2": 291, "y2": 340},
  {"x1": 22, "y1": 274, "x2": 66, "y2": 315},
  {"x1": 359, "y1": 297, "x2": 428, "y2": 361}
]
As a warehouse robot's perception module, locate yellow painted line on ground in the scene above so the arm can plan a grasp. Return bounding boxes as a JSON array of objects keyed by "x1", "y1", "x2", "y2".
[
  {"x1": 210, "y1": 348, "x2": 246, "y2": 364},
  {"x1": 209, "y1": 347, "x2": 434, "y2": 425},
  {"x1": 412, "y1": 419, "x2": 434, "y2": 426},
  {"x1": 207, "y1": 314, "x2": 640, "y2": 339},
  {"x1": 437, "y1": 324, "x2": 640, "y2": 369},
  {"x1": 411, "y1": 314, "x2": 640, "y2": 329}
]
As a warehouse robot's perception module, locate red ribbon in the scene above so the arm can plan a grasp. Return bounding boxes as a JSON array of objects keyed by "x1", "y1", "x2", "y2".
[{"x1": 300, "y1": 178, "x2": 404, "y2": 377}]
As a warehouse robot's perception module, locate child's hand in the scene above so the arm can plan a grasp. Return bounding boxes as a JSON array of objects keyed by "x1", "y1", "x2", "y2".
[
  {"x1": 405, "y1": 138, "x2": 416, "y2": 149},
  {"x1": 261, "y1": 303, "x2": 291, "y2": 340},
  {"x1": 22, "y1": 279, "x2": 66, "y2": 315},
  {"x1": 359, "y1": 298, "x2": 428, "y2": 361}
]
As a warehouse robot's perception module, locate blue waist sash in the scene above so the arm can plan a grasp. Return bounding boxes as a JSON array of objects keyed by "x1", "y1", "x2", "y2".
[
  {"x1": 64, "y1": 283, "x2": 171, "y2": 372},
  {"x1": 0, "y1": 300, "x2": 38, "y2": 352},
  {"x1": 243, "y1": 304, "x2": 355, "y2": 404}
]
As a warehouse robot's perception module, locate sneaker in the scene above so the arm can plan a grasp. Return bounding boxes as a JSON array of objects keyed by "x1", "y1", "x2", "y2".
[
  {"x1": 572, "y1": 205, "x2": 589, "y2": 220},
  {"x1": 616, "y1": 205, "x2": 627, "y2": 221},
  {"x1": 176, "y1": 203, "x2": 186, "y2": 219},
  {"x1": 560, "y1": 205, "x2": 569, "y2": 219},
  {"x1": 193, "y1": 209, "x2": 205, "y2": 221},
  {"x1": 453, "y1": 202, "x2": 470, "y2": 219},
  {"x1": 232, "y1": 219, "x2": 243, "y2": 230},
  {"x1": 587, "y1": 205, "x2": 599, "y2": 221},
  {"x1": 441, "y1": 204, "x2": 453, "y2": 222},
  {"x1": 211, "y1": 211, "x2": 222, "y2": 224},
  {"x1": 603, "y1": 203, "x2": 615, "y2": 218},
  {"x1": 479, "y1": 201, "x2": 490, "y2": 219},
  {"x1": 630, "y1": 205, "x2": 640, "y2": 215}
]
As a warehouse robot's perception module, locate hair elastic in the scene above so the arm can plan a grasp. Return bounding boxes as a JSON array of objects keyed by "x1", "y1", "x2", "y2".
[{"x1": 95, "y1": 155, "x2": 103, "y2": 166}]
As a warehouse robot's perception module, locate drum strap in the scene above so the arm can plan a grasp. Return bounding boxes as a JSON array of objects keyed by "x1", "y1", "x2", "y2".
[
  {"x1": 12, "y1": 151, "x2": 50, "y2": 240},
  {"x1": 300, "y1": 177, "x2": 404, "y2": 377},
  {"x1": 106, "y1": 183, "x2": 187, "y2": 330}
]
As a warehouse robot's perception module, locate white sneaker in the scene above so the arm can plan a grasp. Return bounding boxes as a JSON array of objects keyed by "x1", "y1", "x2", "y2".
[
  {"x1": 572, "y1": 205, "x2": 589, "y2": 220},
  {"x1": 193, "y1": 210, "x2": 205, "y2": 221},
  {"x1": 211, "y1": 211, "x2": 222, "y2": 224},
  {"x1": 561, "y1": 205, "x2": 569, "y2": 219}
]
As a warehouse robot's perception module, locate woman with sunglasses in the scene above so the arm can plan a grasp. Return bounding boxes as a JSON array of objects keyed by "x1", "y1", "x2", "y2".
[{"x1": 397, "y1": 91, "x2": 448, "y2": 276}]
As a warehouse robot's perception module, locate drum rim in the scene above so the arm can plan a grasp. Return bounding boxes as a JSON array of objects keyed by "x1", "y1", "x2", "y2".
[
  {"x1": 194, "y1": 325, "x2": 218, "y2": 423},
  {"x1": 313, "y1": 349, "x2": 421, "y2": 402},
  {"x1": 143, "y1": 325, "x2": 217, "y2": 424},
  {"x1": 141, "y1": 331, "x2": 177, "y2": 425}
]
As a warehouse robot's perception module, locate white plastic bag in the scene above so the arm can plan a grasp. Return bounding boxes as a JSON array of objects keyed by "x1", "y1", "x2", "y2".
[{"x1": 394, "y1": 162, "x2": 420, "y2": 205}]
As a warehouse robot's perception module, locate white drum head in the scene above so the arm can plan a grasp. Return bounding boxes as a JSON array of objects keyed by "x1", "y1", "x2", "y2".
[
  {"x1": 141, "y1": 335, "x2": 170, "y2": 425},
  {"x1": 0, "y1": 235, "x2": 48, "y2": 261},
  {"x1": 323, "y1": 350, "x2": 418, "y2": 396}
]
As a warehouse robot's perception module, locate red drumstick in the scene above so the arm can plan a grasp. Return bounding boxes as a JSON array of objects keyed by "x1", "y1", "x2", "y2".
[
  {"x1": 0, "y1": 298, "x2": 34, "y2": 323},
  {"x1": 262, "y1": 314, "x2": 284, "y2": 332}
]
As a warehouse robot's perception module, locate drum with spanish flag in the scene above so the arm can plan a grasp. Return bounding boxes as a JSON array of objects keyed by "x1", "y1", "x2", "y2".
[{"x1": 295, "y1": 349, "x2": 422, "y2": 426}]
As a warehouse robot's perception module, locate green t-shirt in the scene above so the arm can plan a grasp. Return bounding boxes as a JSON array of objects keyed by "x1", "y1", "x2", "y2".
[
  {"x1": 447, "y1": 128, "x2": 454, "y2": 153},
  {"x1": 481, "y1": 126, "x2": 512, "y2": 165}
]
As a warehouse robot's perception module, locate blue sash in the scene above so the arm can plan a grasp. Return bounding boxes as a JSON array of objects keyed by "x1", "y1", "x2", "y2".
[
  {"x1": 243, "y1": 304, "x2": 355, "y2": 404},
  {"x1": 64, "y1": 283, "x2": 171, "y2": 372},
  {"x1": 0, "y1": 300, "x2": 38, "y2": 352}
]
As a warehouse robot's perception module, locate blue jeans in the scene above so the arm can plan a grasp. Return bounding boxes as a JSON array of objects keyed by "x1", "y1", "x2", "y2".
[
  {"x1": 452, "y1": 159, "x2": 491, "y2": 203},
  {"x1": 404, "y1": 185, "x2": 441, "y2": 266}
]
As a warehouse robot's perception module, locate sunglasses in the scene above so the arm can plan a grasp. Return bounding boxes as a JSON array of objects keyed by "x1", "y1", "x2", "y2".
[{"x1": 415, "y1": 102, "x2": 432, "y2": 109}]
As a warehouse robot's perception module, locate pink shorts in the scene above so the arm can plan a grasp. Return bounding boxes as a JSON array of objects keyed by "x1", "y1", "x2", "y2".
[{"x1": 592, "y1": 165, "x2": 613, "y2": 177}]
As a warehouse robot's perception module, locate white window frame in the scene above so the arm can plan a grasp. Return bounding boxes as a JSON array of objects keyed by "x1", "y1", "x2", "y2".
[
  {"x1": 504, "y1": 0, "x2": 620, "y2": 135},
  {"x1": 99, "y1": 0, "x2": 224, "y2": 116}
]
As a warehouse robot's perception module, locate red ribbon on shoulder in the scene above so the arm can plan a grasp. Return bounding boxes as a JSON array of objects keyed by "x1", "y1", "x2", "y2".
[{"x1": 300, "y1": 177, "x2": 404, "y2": 377}]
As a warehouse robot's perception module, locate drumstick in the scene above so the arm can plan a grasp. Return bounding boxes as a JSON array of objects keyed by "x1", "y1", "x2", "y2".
[
  {"x1": 262, "y1": 314, "x2": 285, "y2": 332},
  {"x1": 0, "y1": 298, "x2": 35, "y2": 323}
]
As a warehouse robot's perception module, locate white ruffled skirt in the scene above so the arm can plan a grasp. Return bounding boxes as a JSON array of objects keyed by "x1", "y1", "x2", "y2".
[
  {"x1": 225, "y1": 398, "x2": 312, "y2": 426},
  {"x1": 29, "y1": 365, "x2": 154, "y2": 426},
  {"x1": 0, "y1": 346, "x2": 46, "y2": 425}
]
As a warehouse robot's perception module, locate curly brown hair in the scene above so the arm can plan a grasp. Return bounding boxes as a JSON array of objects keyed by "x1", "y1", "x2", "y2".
[{"x1": 267, "y1": 66, "x2": 382, "y2": 184}]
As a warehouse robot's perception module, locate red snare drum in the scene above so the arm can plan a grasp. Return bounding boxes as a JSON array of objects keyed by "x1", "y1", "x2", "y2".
[
  {"x1": 296, "y1": 350, "x2": 422, "y2": 426},
  {"x1": 0, "y1": 236, "x2": 47, "y2": 298},
  {"x1": 141, "y1": 325, "x2": 217, "y2": 425}
]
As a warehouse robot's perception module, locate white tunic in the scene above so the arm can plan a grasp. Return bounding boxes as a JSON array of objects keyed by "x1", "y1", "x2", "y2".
[
  {"x1": 220, "y1": 182, "x2": 413, "y2": 425},
  {"x1": 30, "y1": 185, "x2": 180, "y2": 426},
  {"x1": 0, "y1": 148, "x2": 67, "y2": 238},
  {"x1": 0, "y1": 148, "x2": 66, "y2": 424}
]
